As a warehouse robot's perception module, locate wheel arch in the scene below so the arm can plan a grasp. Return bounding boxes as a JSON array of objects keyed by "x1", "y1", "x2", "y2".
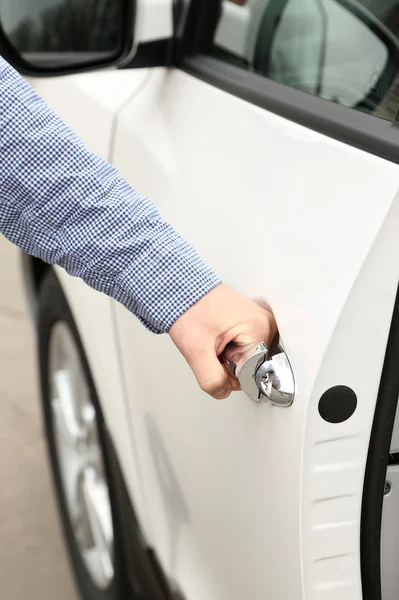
[
  {"x1": 20, "y1": 251, "x2": 50, "y2": 318},
  {"x1": 38, "y1": 268, "x2": 174, "y2": 600}
]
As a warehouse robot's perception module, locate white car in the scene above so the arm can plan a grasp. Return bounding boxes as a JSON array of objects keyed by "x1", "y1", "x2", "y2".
[{"x1": 1, "y1": 0, "x2": 399, "y2": 598}]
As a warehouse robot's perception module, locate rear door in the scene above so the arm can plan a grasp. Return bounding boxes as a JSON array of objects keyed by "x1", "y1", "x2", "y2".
[{"x1": 111, "y1": 1, "x2": 399, "y2": 599}]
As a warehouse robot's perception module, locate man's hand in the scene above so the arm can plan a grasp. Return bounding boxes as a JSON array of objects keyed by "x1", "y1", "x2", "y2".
[{"x1": 169, "y1": 284, "x2": 277, "y2": 399}]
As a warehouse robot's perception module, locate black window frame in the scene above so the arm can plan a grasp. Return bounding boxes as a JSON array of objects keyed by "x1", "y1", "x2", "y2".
[{"x1": 177, "y1": 0, "x2": 399, "y2": 167}]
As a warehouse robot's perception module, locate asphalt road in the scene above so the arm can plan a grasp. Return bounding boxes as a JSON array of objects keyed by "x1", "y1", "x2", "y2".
[{"x1": 0, "y1": 236, "x2": 77, "y2": 599}]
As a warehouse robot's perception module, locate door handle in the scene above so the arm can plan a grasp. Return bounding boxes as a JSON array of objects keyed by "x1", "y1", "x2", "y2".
[{"x1": 224, "y1": 342, "x2": 295, "y2": 407}]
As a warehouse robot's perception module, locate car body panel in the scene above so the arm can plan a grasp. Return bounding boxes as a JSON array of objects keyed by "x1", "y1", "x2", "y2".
[
  {"x1": 135, "y1": 0, "x2": 174, "y2": 43},
  {"x1": 108, "y1": 67, "x2": 399, "y2": 599},
  {"x1": 20, "y1": 7, "x2": 399, "y2": 597},
  {"x1": 27, "y1": 68, "x2": 154, "y2": 539}
]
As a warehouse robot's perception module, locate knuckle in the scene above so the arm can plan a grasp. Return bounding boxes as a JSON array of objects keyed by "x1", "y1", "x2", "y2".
[
  {"x1": 199, "y1": 377, "x2": 228, "y2": 397},
  {"x1": 200, "y1": 380, "x2": 218, "y2": 394}
]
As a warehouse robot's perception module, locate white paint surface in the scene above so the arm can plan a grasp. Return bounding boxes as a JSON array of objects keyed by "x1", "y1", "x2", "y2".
[{"x1": 25, "y1": 37, "x2": 399, "y2": 600}]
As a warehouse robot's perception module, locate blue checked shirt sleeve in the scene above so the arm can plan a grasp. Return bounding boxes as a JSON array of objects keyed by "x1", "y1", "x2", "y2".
[{"x1": 0, "y1": 57, "x2": 222, "y2": 333}]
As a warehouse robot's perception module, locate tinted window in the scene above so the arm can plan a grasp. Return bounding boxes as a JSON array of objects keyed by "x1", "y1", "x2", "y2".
[
  {"x1": 0, "y1": 0, "x2": 123, "y2": 66},
  {"x1": 211, "y1": 0, "x2": 399, "y2": 121}
]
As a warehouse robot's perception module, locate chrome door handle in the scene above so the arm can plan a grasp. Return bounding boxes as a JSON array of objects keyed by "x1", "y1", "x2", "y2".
[{"x1": 224, "y1": 342, "x2": 295, "y2": 407}]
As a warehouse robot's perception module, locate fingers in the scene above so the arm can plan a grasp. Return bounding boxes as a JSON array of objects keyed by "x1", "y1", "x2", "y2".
[
  {"x1": 229, "y1": 371, "x2": 241, "y2": 391},
  {"x1": 222, "y1": 341, "x2": 266, "y2": 387},
  {"x1": 168, "y1": 284, "x2": 278, "y2": 399},
  {"x1": 223, "y1": 341, "x2": 260, "y2": 365},
  {"x1": 188, "y1": 350, "x2": 233, "y2": 399}
]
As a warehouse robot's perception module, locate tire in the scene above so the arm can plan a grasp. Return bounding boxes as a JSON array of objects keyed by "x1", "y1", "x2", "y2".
[{"x1": 37, "y1": 269, "x2": 128, "y2": 600}]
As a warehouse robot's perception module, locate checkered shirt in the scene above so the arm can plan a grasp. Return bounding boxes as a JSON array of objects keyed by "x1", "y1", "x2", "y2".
[{"x1": 0, "y1": 56, "x2": 221, "y2": 333}]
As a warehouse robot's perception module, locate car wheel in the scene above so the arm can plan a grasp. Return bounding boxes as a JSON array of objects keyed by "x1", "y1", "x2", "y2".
[{"x1": 37, "y1": 269, "x2": 127, "y2": 600}]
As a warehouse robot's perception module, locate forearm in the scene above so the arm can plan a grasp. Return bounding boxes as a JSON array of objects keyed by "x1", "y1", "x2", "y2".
[{"x1": 0, "y1": 57, "x2": 221, "y2": 332}]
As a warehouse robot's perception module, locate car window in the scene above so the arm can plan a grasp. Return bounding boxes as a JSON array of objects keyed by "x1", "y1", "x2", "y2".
[
  {"x1": 210, "y1": 0, "x2": 399, "y2": 121},
  {"x1": 0, "y1": 0, "x2": 123, "y2": 65}
]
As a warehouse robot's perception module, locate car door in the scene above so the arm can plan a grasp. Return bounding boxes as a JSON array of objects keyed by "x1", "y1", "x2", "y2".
[
  {"x1": 0, "y1": 0, "x2": 179, "y2": 556},
  {"x1": 109, "y1": 1, "x2": 399, "y2": 599}
]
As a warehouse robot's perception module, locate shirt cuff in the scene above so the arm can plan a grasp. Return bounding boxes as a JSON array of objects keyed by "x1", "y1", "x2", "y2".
[{"x1": 110, "y1": 223, "x2": 222, "y2": 333}]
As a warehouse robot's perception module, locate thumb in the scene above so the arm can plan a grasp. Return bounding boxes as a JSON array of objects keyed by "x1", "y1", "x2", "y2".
[{"x1": 187, "y1": 350, "x2": 232, "y2": 399}]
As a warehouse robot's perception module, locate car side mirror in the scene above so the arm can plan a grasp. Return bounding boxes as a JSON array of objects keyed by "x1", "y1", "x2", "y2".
[
  {"x1": 0, "y1": 0, "x2": 176, "y2": 76},
  {"x1": 0, "y1": 0, "x2": 138, "y2": 75}
]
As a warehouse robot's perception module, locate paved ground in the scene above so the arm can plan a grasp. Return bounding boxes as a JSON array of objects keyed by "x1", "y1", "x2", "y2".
[{"x1": 0, "y1": 236, "x2": 77, "y2": 599}]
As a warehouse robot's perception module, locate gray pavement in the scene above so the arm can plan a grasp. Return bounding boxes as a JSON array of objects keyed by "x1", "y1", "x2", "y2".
[{"x1": 0, "y1": 236, "x2": 77, "y2": 599}]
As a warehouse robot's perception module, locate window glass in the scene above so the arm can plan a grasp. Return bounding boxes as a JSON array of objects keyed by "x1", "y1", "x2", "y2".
[
  {"x1": 211, "y1": 0, "x2": 399, "y2": 121},
  {"x1": 0, "y1": 0, "x2": 123, "y2": 66}
]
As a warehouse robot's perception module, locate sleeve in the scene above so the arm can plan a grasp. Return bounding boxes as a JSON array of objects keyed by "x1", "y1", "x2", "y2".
[{"x1": 0, "y1": 56, "x2": 222, "y2": 333}]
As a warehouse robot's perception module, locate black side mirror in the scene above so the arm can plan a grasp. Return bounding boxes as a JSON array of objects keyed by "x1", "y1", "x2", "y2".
[{"x1": 0, "y1": 0, "x2": 135, "y2": 75}]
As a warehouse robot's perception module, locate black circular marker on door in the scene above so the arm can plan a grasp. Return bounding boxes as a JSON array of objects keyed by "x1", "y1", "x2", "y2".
[{"x1": 318, "y1": 385, "x2": 357, "y2": 423}]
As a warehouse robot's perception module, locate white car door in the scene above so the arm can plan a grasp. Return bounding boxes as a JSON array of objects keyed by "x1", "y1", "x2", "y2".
[{"x1": 110, "y1": 1, "x2": 399, "y2": 599}]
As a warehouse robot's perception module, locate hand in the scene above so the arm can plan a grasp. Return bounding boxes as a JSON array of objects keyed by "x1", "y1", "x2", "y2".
[{"x1": 169, "y1": 284, "x2": 277, "y2": 399}]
